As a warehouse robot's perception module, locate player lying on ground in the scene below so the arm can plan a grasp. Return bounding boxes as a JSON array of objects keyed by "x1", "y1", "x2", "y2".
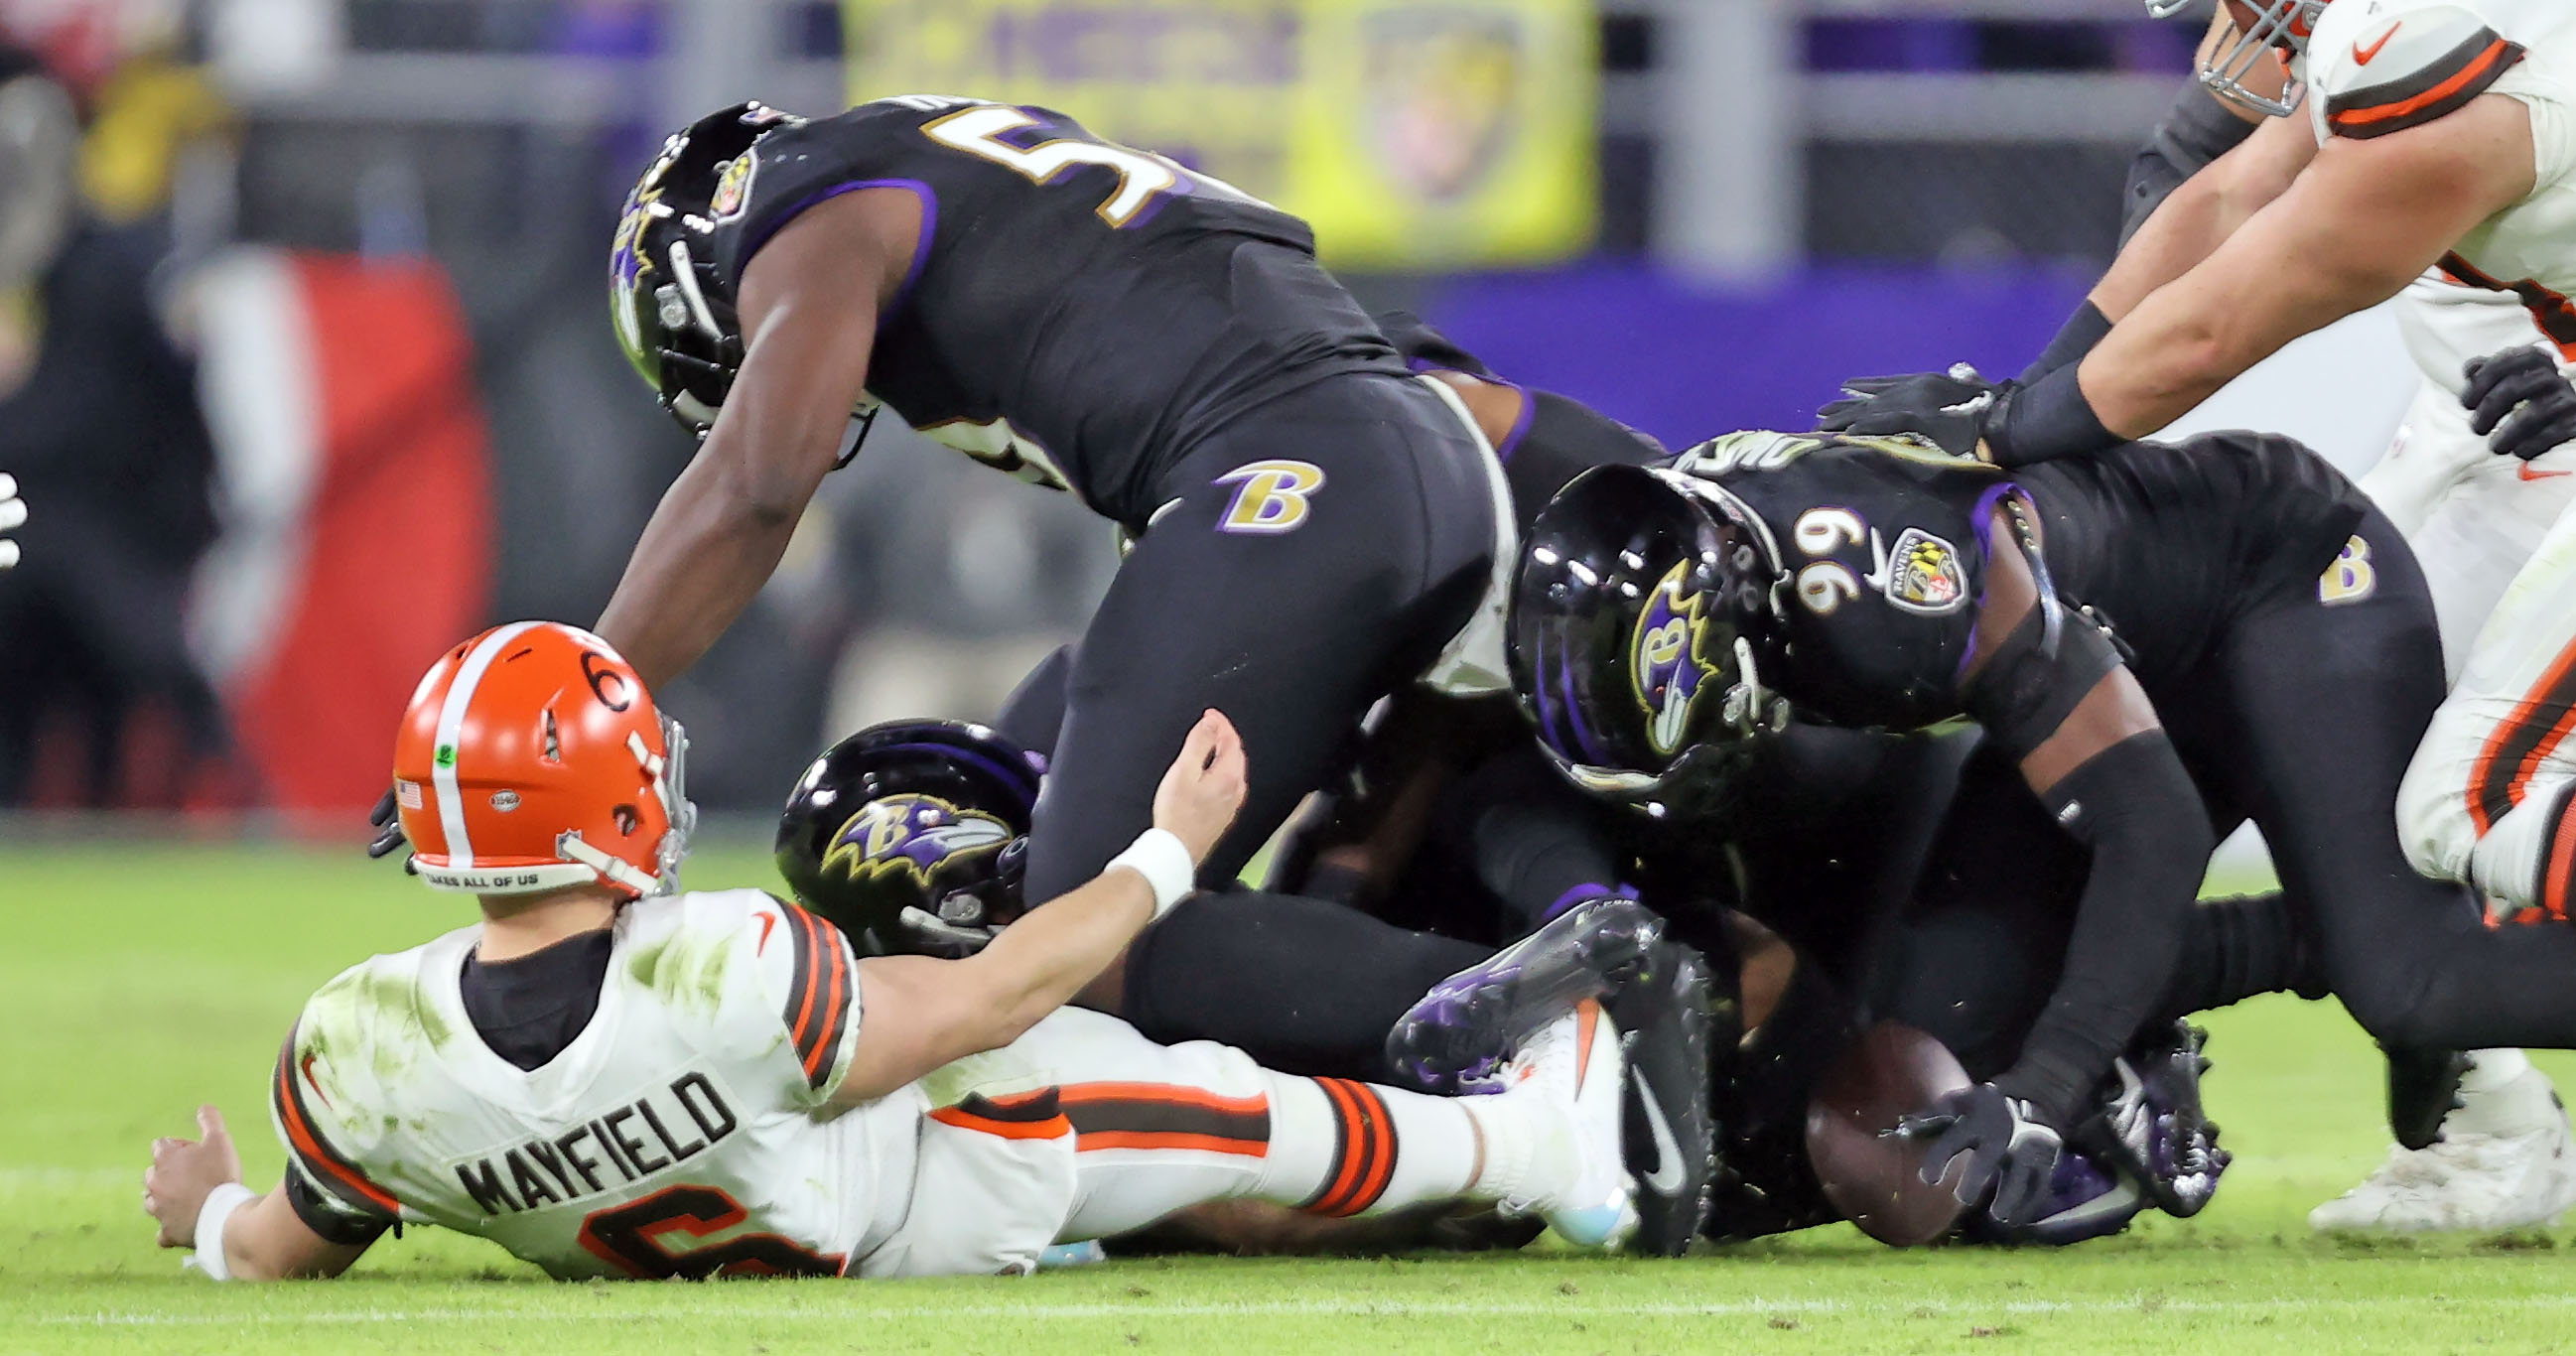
[
  {"x1": 141, "y1": 622, "x2": 1642, "y2": 1281},
  {"x1": 2097, "y1": 0, "x2": 2576, "y2": 1235},
  {"x1": 768, "y1": 716, "x2": 1722, "y2": 1256}
]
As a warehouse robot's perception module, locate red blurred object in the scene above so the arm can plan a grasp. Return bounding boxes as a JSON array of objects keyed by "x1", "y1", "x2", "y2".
[{"x1": 202, "y1": 252, "x2": 493, "y2": 823}]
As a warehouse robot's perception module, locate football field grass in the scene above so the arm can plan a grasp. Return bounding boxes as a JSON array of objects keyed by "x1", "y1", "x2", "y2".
[{"x1": 8, "y1": 841, "x2": 2576, "y2": 1354}]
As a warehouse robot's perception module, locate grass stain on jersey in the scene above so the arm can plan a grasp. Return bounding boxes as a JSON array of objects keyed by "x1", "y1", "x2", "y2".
[
  {"x1": 303, "y1": 961, "x2": 460, "y2": 1094},
  {"x1": 623, "y1": 926, "x2": 733, "y2": 1017}
]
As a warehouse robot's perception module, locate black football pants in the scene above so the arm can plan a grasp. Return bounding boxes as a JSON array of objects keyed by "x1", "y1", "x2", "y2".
[{"x1": 1001, "y1": 372, "x2": 1500, "y2": 1075}]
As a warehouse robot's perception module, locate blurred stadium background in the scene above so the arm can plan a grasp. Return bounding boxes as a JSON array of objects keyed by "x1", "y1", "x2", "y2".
[{"x1": 0, "y1": 0, "x2": 2412, "y2": 834}]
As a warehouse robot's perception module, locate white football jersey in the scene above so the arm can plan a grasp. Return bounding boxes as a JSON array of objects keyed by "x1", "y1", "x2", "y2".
[
  {"x1": 2305, "y1": 0, "x2": 2576, "y2": 351},
  {"x1": 268, "y1": 889, "x2": 922, "y2": 1280}
]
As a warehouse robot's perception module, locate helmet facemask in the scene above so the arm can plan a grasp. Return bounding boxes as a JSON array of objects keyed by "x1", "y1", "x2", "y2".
[{"x1": 2156, "y1": 0, "x2": 2326, "y2": 118}]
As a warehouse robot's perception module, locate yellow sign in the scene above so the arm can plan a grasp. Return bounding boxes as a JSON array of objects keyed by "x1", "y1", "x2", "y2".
[{"x1": 841, "y1": 0, "x2": 1597, "y2": 267}]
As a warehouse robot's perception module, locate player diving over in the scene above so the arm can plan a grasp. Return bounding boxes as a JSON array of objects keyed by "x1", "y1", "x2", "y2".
[
  {"x1": 1425, "y1": 416, "x2": 2576, "y2": 1230},
  {"x1": 423, "y1": 92, "x2": 1574, "y2": 1090},
  {"x1": 141, "y1": 623, "x2": 1643, "y2": 1280}
]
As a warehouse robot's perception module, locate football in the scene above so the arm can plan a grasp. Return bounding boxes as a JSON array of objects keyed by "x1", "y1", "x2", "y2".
[{"x1": 1805, "y1": 1020, "x2": 1975, "y2": 1247}]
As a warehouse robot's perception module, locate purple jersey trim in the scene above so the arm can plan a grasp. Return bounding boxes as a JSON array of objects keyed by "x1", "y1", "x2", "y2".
[
  {"x1": 1955, "y1": 479, "x2": 2024, "y2": 679},
  {"x1": 736, "y1": 178, "x2": 941, "y2": 318},
  {"x1": 1493, "y1": 381, "x2": 1536, "y2": 464}
]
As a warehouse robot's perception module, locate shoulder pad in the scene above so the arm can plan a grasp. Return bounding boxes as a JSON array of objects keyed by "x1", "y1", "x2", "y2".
[{"x1": 2309, "y1": 1, "x2": 2525, "y2": 140}]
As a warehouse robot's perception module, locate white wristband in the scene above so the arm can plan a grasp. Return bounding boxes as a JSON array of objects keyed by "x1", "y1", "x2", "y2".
[
  {"x1": 1109, "y1": 828, "x2": 1196, "y2": 916},
  {"x1": 184, "y1": 1182, "x2": 256, "y2": 1281}
]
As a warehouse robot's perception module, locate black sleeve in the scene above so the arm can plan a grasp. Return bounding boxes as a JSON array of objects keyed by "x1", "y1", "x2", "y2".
[
  {"x1": 2120, "y1": 76, "x2": 2259, "y2": 247},
  {"x1": 284, "y1": 1162, "x2": 396, "y2": 1248},
  {"x1": 1990, "y1": 730, "x2": 2210, "y2": 1126}
]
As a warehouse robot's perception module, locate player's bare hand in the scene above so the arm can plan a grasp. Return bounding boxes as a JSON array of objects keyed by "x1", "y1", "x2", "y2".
[
  {"x1": 1153, "y1": 709, "x2": 1247, "y2": 865},
  {"x1": 144, "y1": 1106, "x2": 243, "y2": 1248}
]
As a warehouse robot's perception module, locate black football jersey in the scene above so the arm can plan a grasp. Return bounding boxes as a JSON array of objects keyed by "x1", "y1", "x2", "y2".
[
  {"x1": 2016, "y1": 431, "x2": 2370, "y2": 688},
  {"x1": 710, "y1": 95, "x2": 1407, "y2": 526},
  {"x1": 1676, "y1": 433, "x2": 2012, "y2": 732}
]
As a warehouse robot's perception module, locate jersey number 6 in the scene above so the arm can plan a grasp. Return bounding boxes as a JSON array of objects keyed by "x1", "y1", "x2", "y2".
[{"x1": 577, "y1": 1183, "x2": 843, "y2": 1279}]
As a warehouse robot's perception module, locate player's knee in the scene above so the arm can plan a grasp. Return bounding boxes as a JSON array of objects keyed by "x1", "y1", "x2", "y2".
[{"x1": 2393, "y1": 738, "x2": 2479, "y2": 883}]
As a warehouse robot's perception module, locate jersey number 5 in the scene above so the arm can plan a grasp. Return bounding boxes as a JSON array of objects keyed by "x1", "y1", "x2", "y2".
[
  {"x1": 577, "y1": 1184, "x2": 843, "y2": 1279},
  {"x1": 923, "y1": 105, "x2": 1256, "y2": 227}
]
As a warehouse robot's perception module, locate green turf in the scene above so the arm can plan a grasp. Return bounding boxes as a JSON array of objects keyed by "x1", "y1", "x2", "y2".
[{"x1": 8, "y1": 843, "x2": 2576, "y2": 1354}]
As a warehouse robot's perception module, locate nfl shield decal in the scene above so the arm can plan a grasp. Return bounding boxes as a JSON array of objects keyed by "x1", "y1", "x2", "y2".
[
  {"x1": 824, "y1": 793, "x2": 1012, "y2": 884},
  {"x1": 1880, "y1": 527, "x2": 1967, "y2": 615},
  {"x1": 711, "y1": 152, "x2": 755, "y2": 221},
  {"x1": 1630, "y1": 560, "x2": 1718, "y2": 756}
]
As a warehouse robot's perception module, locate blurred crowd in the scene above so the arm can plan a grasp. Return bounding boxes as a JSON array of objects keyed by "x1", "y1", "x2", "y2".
[{"x1": 0, "y1": 7, "x2": 232, "y2": 808}]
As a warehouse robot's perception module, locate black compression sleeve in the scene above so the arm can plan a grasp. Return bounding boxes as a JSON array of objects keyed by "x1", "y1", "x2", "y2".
[
  {"x1": 1991, "y1": 731, "x2": 2212, "y2": 1126},
  {"x1": 284, "y1": 1163, "x2": 395, "y2": 1247},
  {"x1": 2018, "y1": 301, "x2": 2112, "y2": 384},
  {"x1": 2120, "y1": 76, "x2": 2259, "y2": 246},
  {"x1": 1990, "y1": 363, "x2": 2121, "y2": 468},
  {"x1": 1966, "y1": 605, "x2": 2122, "y2": 761}
]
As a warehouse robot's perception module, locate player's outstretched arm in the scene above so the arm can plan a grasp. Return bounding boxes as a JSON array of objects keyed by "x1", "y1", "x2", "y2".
[
  {"x1": 594, "y1": 189, "x2": 919, "y2": 688},
  {"x1": 1906, "y1": 508, "x2": 2214, "y2": 1223},
  {"x1": 2079, "y1": 93, "x2": 2535, "y2": 441},
  {"x1": 2090, "y1": 103, "x2": 2316, "y2": 333},
  {"x1": 832, "y1": 711, "x2": 1249, "y2": 1103},
  {"x1": 144, "y1": 1107, "x2": 369, "y2": 1282}
]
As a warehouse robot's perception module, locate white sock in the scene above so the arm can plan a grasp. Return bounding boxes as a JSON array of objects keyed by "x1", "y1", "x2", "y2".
[{"x1": 2461, "y1": 1048, "x2": 2533, "y2": 1095}]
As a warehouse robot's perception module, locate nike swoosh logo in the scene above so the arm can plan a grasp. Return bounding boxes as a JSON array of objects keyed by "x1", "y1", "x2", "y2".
[
  {"x1": 2355, "y1": 24, "x2": 2397, "y2": 66},
  {"x1": 2520, "y1": 463, "x2": 2571, "y2": 481},
  {"x1": 755, "y1": 911, "x2": 779, "y2": 954},
  {"x1": 1636, "y1": 1073, "x2": 1688, "y2": 1196}
]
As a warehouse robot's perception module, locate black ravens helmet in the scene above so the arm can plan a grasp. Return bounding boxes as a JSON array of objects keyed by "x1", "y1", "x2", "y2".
[
  {"x1": 774, "y1": 720, "x2": 1046, "y2": 957},
  {"x1": 610, "y1": 101, "x2": 798, "y2": 434},
  {"x1": 1511, "y1": 463, "x2": 1791, "y2": 819}
]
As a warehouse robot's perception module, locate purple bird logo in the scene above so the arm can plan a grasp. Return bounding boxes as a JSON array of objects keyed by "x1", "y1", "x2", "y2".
[{"x1": 824, "y1": 794, "x2": 1012, "y2": 884}]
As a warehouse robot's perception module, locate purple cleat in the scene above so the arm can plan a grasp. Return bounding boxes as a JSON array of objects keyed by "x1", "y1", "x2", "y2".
[{"x1": 1385, "y1": 896, "x2": 1665, "y2": 1095}]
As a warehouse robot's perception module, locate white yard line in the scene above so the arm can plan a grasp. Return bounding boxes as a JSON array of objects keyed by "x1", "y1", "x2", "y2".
[{"x1": 42, "y1": 1294, "x2": 2576, "y2": 1326}]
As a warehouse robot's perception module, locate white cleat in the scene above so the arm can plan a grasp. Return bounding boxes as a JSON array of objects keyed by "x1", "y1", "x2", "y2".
[
  {"x1": 2310, "y1": 1068, "x2": 2576, "y2": 1233},
  {"x1": 1501, "y1": 1000, "x2": 1637, "y2": 1249}
]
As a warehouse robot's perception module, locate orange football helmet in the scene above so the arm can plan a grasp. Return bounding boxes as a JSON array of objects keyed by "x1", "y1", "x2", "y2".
[{"x1": 392, "y1": 621, "x2": 695, "y2": 897}]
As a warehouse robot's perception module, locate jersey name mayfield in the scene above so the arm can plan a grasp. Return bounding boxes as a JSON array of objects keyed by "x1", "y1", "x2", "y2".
[
  {"x1": 707, "y1": 95, "x2": 1407, "y2": 527},
  {"x1": 271, "y1": 889, "x2": 916, "y2": 1280}
]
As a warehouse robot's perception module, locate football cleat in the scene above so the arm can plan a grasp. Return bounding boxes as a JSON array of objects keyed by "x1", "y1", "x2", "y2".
[
  {"x1": 2080, "y1": 1021, "x2": 2230, "y2": 1219},
  {"x1": 1605, "y1": 935, "x2": 1719, "y2": 1256},
  {"x1": 1499, "y1": 1003, "x2": 1637, "y2": 1249},
  {"x1": 2384, "y1": 1044, "x2": 2473, "y2": 1153},
  {"x1": 1385, "y1": 896, "x2": 1663, "y2": 1093},
  {"x1": 2311, "y1": 1066, "x2": 2576, "y2": 1233}
]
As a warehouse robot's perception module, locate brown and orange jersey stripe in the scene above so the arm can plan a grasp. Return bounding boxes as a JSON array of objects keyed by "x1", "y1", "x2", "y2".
[
  {"x1": 776, "y1": 905, "x2": 856, "y2": 1091},
  {"x1": 1057, "y1": 1081, "x2": 1272, "y2": 1157},
  {"x1": 270, "y1": 1023, "x2": 402, "y2": 1220},
  {"x1": 930, "y1": 1088, "x2": 1074, "y2": 1141},
  {"x1": 2326, "y1": 29, "x2": 2524, "y2": 141}
]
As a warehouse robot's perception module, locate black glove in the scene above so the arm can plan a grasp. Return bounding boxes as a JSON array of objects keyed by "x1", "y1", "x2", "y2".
[
  {"x1": 1815, "y1": 364, "x2": 2006, "y2": 461},
  {"x1": 366, "y1": 788, "x2": 411, "y2": 865},
  {"x1": 2463, "y1": 344, "x2": 2576, "y2": 463},
  {"x1": 1895, "y1": 1082, "x2": 2064, "y2": 1226}
]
